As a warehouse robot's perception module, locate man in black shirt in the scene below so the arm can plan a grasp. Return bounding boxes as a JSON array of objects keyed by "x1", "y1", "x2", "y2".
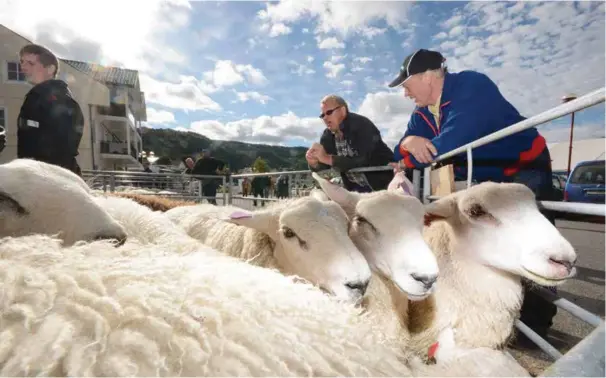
[
  {"x1": 306, "y1": 94, "x2": 394, "y2": 192},
  {"x1": 190, "y1": 149, "x2": 226, "y2": 205},
  {"x1": 17, "y1": 44, "x2": 85, "y2": 176}
]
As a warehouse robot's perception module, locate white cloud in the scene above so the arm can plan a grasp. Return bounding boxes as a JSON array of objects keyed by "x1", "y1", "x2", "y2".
[
  {"x1": 187, "y1": 111, "x2": 325, "y2": 145},
  {"x1": 354, "y1": 56, "x2": 373, "y2": 64},
  {"x1": 541, "y1": 122, "x2": 605, "y2": 144},
  {"x1": 145, "y1": 108, "x2": 177, "y2": 125},
  {"x1": 258, "y1": 0, "x2": 412, "y2": 37},
  {"x1": 317, "y1": 37, "x2": 345, "y2": 49},
  {"x1": 140, "y1": 74, "x2": 221, "y2": 112},
  {"x1": 361, "y1": 26, "x2": 387, "y2": 39},
  {"x1": 269, "y1": 23, "x2": 292, "y2": 37},
  {"x1": 323, "y1": 61, "x2": 346, "y2": 79},
  {"x1": 438, "y1": 1, "x2": 605, "y2": 117},
  {"x1": 357, "y1": 91, "x2": 416, "y2": 148},
  {"x1": 236, "y1": 91, "x2": 273, "y2": 105},
  {"x1": 0, "y1": 0, "x2": 192, "y2": 73},
  {"x1": 203, "y1": 60, "x2": 268, "y2": 88},
  {"x1": 341, "y1": 80, "x2": 355, "y2": 87}
]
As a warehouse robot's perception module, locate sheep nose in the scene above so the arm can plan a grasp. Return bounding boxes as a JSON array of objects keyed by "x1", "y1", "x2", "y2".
[
  {"x1": 411, "y1": 273, "x2": 437, "y2": 289},
  {"x1": 345, "y1": 279, "x2": 370, "y2": 296}
]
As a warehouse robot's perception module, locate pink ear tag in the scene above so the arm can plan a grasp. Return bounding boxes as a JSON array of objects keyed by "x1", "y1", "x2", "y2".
[{"x1": 229, "y1": 211, "x2": 253, "y2": 220}]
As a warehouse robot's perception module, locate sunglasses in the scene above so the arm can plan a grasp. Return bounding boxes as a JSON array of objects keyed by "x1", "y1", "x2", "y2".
[{"x1": 319, "y1": 106, "x2": 341, "y2": 119}]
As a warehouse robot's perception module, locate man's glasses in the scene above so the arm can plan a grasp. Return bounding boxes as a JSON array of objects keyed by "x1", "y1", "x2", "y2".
[{"x1": 319, "y1": 106, "x2": 341, "y2": 119}]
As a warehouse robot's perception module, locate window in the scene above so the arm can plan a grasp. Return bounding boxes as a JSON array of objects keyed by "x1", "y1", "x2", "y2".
[
  {"x1": 6, "y1": 61, "x2": 26, "y2": 82},
  {"x1": 570, "y1": 162, "x2": 605, "y2": 185}
]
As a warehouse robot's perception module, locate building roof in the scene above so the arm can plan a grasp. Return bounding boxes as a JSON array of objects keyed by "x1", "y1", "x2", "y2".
[
  {"x1": 61, "y1": 59, "x2": 139, "y2": 87},
  {"x1": 548, "y1": 138, "x2": 605, "y2": 172}
]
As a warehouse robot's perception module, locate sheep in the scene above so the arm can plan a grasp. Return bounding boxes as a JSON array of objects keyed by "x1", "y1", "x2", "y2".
[
  {"x1": 106, "y1": 192, "x2": 198, "y2": 212},
  {"x1": 0, "y1": 159, "x2": 127, "y2": 246},
  {"x1": 312, "y1": 174, "x2": 577, "y2": 360},
  {"x1": 164, "y1": 196, "x2": 373, "y2": 305},
  {"x1": 0, "y1": 233, "x2": 530, "y2": 377}
]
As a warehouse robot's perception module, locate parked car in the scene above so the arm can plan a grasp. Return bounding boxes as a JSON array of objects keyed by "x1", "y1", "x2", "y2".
[
  {"x1": 551, "y1": 173, "x2": 568, "y2": 201},
  {"x1": 564, "y1": 160, "x2": 605, "y2": 204}
]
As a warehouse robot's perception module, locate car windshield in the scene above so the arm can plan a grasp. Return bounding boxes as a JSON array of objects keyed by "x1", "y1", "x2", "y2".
[{"x1": 570, "y1": 162, "x2": 605, "y2": 184}]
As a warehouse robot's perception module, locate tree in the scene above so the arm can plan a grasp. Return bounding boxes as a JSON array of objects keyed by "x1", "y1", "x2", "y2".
[{"x1": 253, "y1": 156, "x2": 270, "y2": 173}]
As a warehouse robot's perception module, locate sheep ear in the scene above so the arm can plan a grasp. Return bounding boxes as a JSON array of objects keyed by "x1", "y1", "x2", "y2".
[
  {"x1": 387, "y1": 171, "x2": 415, "y2": 196},
  {"x1": 311, "y1": 172, "x2": 360, "y2": 218},
  {"x1": 224, "y1": 209, "x2": 279, "y2": 240},
  {"x1": 0, "y1": 191, "x2": 28, "y2": 215},
  {"x1": 424, "y1": 194, "x2": 458, "y2": 226}
]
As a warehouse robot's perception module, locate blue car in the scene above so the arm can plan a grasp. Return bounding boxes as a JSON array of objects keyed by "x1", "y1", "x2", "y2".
[{"x1": 564, "y1": 160, "x2": 605, "y2": 203}]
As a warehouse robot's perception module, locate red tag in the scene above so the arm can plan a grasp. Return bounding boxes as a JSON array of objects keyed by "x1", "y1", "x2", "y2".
[{"x1": 428, "y1": 341, "x2": 439, "y2": 359}]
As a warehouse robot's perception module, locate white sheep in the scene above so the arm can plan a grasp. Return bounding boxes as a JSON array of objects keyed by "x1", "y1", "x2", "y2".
[
  {"x1": 0, "y1": 233, "x2": 529, "y2": 377},
  {"x1": 165, "y1": 197, "x2": 373, "y2": 304},
  {"x1": 0, "y1": 159, "x2": 127, "y2": 246},
  {"x1": 312, "y1": 174, "x2": 576, "y2": 359},
  {"x1": 408, "y1": 181, "x2": 577, "y2": 355}
]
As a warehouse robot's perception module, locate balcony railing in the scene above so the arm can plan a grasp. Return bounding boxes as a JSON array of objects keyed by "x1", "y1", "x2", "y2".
[{"x1": 100, "y1": 141, "x2": 138, "y2": 160}]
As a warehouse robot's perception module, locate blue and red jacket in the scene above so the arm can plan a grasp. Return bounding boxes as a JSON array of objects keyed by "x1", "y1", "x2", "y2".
[{"x1": 393, "y1": 70, "x2": 548, "y2": 182}]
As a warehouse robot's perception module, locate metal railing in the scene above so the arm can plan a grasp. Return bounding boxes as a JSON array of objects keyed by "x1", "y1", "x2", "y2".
[{"x1": 83, "y1": 87, "x2": 605, "y2": 376}]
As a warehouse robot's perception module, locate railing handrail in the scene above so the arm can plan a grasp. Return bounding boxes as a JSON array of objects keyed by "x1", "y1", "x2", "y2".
[{"x1": 435, "y1": 87, "x2": 605, "y2": 162}]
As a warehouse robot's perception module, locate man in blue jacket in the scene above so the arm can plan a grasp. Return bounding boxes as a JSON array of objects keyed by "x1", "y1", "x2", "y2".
[{"x1": 388, "y1": 49, "x2": 557, "y2": 347}]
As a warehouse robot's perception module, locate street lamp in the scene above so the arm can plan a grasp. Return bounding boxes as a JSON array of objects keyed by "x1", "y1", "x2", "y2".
[{"x1": 561, "y1": 94, "x2": 577, "y2": 176}]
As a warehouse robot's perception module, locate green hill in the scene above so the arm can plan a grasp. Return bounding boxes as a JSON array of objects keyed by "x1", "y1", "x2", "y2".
[{"x1": 140, "y1": 127, "x2": 310, "y2": 171}]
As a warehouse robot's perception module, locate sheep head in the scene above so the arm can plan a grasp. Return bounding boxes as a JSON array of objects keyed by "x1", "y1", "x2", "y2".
[
  {"x1": 425, "y1": 181, "x2": 577, "y2": 286},
  {"x1": 0, "y1": 159, "x2": 127, "y2": 247},
  {"x1": 224, "y1": 197, "x2": 372, "y2": 305},
  {"x1": 312, "y1": 172, "x2": 439, "y2": 301}
]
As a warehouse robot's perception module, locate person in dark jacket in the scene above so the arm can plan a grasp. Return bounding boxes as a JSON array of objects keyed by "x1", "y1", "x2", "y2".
[
  {"x1": 17, "y1": 44, "x2": 85, "y2": 176},
  {"x1": 190, "y1": 149, "x2": 226, "y2": 205},
  {"x1": 306, "y1": 95, "x2": 394, "y2": 192},
  {"x1": 387, "y1": 48, "x2": 558, "y2": 347}
]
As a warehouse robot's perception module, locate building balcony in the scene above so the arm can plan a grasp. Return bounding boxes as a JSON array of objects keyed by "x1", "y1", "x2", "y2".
[{"x1": 100, "y1": 141, "x2": 139, "y2": 162}]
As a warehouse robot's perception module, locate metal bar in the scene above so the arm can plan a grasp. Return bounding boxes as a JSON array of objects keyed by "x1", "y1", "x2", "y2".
[
  {"x1": 466, "y1": 147, "x2": 473, "y2": 188},
  {"x1": 412, "y1": 169, "x2": 421, "y2": 199},
  {"x1": 423, "y1": 167, "x2": 431, "y2": 204},
  {"x1": 540, "y1": 201, "x2": 606, "y2": 217},
  {"x1": 539, "y1": 323, "x2": 605, "y2": 377},
  {"x1": 533, "y1": 286, "x2": 605, "y2": 328},
  {"x1": 434, "y1": 87, "x2": 605, "y2": 163},
  {"x1": 515, "y1": 319, "x2": 563, "y2": 360}
]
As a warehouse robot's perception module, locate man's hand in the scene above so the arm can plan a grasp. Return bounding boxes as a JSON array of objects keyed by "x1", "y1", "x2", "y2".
[
  {"x1": 309, "y1": 142, "x2": 332, "y2": 165},
  {"x1": 305, "y1": 147, "x2": 320, "y2": 167},
  {"x1": 400, "y1": 136, "x2": 438, "y2": 164}
]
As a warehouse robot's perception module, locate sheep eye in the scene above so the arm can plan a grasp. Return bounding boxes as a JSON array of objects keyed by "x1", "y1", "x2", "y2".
[
  {"x1": 466, "y1": 204, "x2": 487, "y2": 219},
  {"x1": 354, "y1": 214, "x2": 377, "y2": 234},
  {"x1": 283, "y1": 227, "x2": 296, "y2": 238}
]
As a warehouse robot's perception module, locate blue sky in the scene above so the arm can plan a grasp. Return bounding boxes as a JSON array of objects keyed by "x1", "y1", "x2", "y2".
[{"x1": 2, "y1": 0, "x2": 605, "y2": 149}]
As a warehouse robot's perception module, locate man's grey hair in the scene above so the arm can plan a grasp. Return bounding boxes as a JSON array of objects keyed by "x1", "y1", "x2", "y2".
[{"x1": 321, "y1": 94, "x2": 349, "y2": 112}]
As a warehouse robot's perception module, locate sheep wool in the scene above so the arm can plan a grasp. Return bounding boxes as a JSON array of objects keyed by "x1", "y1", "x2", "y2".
[{"x1": 0, "y1": 234, "x2": 413, "y2": 377}]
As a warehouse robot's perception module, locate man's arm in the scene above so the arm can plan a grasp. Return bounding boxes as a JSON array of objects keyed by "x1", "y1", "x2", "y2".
[
  {"x1": 329, "y1": 116, "x2": 385, "y2": 172},
  {"x1": 308, "y1": 132, "x2": 332, "y2": 172},
  {"x1": 398, "y1": 82, "x2": 495, "y2": 169}
]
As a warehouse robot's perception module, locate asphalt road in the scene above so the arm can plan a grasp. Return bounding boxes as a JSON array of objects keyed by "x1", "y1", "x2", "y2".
[{"x1": 222, "y1": 197, "x2": 605, "y2": 376}]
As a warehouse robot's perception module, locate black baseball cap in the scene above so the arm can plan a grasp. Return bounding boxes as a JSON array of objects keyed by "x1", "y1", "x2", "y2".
[{"x1": 388, "y1": 49, "x2": 446, "y2": 88}]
